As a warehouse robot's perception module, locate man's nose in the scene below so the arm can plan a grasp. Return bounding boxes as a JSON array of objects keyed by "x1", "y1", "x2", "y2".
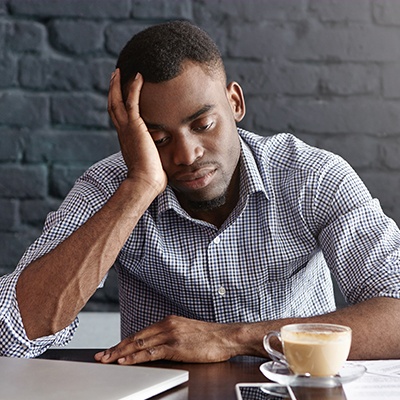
[{"x1": 172, "y1": 134, "x2": 204, "y2": 166}]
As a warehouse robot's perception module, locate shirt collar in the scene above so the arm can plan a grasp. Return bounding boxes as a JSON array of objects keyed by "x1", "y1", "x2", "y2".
[{"x1": 238, "y1": 134, "x2": 268, "y2": 200}]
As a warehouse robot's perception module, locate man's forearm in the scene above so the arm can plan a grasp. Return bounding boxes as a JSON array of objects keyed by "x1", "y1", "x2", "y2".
[
  {"x1": 16, "y1": 179, "x2": 158, "y2": 340},
  {"x1": 232, "y1": 297, "x2": 400, "y2": 360}
]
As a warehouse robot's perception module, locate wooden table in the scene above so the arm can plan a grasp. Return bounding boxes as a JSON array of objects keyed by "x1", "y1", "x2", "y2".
[{"x1": 40, "y1": 349, "x2": 347, "y2": 399}]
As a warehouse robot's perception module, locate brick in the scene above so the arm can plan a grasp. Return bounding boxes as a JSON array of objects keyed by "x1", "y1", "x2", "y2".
[
  {"x1": 132, "y1": 0, "x2": 192, "y2": 19},
  {"x1": 19, "y1": 56, "x2": 92, "y2": 90},
  {"x1": 358, "y1": 171, "x2": 400, "y2": 225},
  {"x1": 0, "y1": 165, "x2": 47, "y2": 199},
  {"x1": 225, "y1": 60, "x2": 319, "y2": 96},
  {"x1": 0, "y1": 199, "x2": 19, "y2": 231},
  {"x1": 0, "y1": 0, "x2": 7, "y2": 15},
  {"x1": 90, "y1": 59, "x2": 117, "y2": 92},
  {"x1": 373, "y1": 0, "x2": 400, "y2": 26},
  {"x1": 51, "y1": 93, "x2": 108, "y2": 128},
  {"x1": 49, "y1": 20, "x2": 104, "y2": 55},
  {"x1": 0, "y1": 20, "x2": 11, "y2": 52},
  {"x1": 225, "y1": 61, "x2": 268, "y2": 95},
  {"x1": 247, "y1": 97, "x2": 400, "y2": 136},
  {"x1": 238, "y1": 59, "x2": 372, "y2": 103},
  {"x1": 0, "y1": 92, "x2": 49, "y2": 128},
  {"x1": 317, "y1": 135, "x2": 381, "y2": 170},
  {"x1": 0, "y1": 131, "x2": 22, "y2": 162},
  {"x1": 19, "y1": 56, "x2": 115, "y2": 92},
  {"x1": 20, "y1": 197, "x2": 62, "y2": 227},
  {"x1": 0, "y1": 54, "x2": 18, "y2": 88},
  {"x1": 105, "y1": 22, "x2": 152, "y2": 56},
  {"x1": 382, "y1": 63, "x2": 400, "y2": 98},
  {"x1": 309, "y1": 0, "x2": 370, "y2": 22},
  {"x1": 6, "y1": 20, "x2": 45, "y2": 52},
  {"x1": 25, "y1": 130, "x2": 119, "y2": 163},
  {"x1": 250, "y1": 63, "x2": 379, "y2": 97},
  {"x1": 194, "y1": 0, "x2": 307, "y2": 22},
  {"x1": 318, "y1": 64, "x2": 379, "y2": 96},
  {"x1": 229, "y1": 23, "x2": 296, "y2": 60},
  {"x1": 380, "y1": 137, "x2": 400, "y2": 170},
  {"x1": 290, "y1": 25, "x2": 400, "y2": 62},
  {"x1": 8, "y1": 0, "x2": 131, "y2": 18},
  {"x1": 18, "y1": 56, "x2": 43, "y2": 88},
  {"x1": 50, "y1": 165, "x2": 89, "y2": 198},
  {"x1": 0, "y1": 229, "x2": 42, "y2": 270}
]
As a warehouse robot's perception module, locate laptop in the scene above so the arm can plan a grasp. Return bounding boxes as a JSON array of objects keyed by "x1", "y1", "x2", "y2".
[{"x1": 0, "y1": 356, "x2": 188, "y2": 400}]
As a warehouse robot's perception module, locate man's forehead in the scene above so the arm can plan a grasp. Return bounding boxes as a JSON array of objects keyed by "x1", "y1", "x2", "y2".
[
  {"x1": 122, "y1": 60, "x2": 225, "y2": 103},
  {"x1": 138, "y1": 65, "x2": 225, "y2": 121},
  {"x1": 143, "y1": 104, "x2": 216, "y2": 130}
]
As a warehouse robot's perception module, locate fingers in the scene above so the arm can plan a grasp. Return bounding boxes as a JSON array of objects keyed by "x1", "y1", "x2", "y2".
[
  {"x1": 95, "y1": 317, "x2": 182, "y2": 365},
  {"x1": 93, "y1": 316, "x2": 235, "y2": 366},
  {"x1": 125, "y1": 71, "x2": 144, "y2": 123},
  {"x1": 117, "y1": 344, "x2": 168, "y2": 365},
  {"x1": 108, "y1": 68, "x2": 144, "y2": 126},
  {"x1": 108, "y1": 69, "x2": 126, "y2": 130},
  {"x1": 95, "y1": 331, "x2": 171, "y2": 365},
  {"x1": 108, "y1": 69, "x2": 148, "y2": 138}
]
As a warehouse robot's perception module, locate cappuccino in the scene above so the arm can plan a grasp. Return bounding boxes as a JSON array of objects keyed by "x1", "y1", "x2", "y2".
[{"x1": 264, "y1": 323, "x2": 352, "y2": 377}]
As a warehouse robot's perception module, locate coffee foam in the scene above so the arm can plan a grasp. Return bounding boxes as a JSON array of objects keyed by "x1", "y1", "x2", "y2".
[{"x1": 284, "y1": 330, "x2": 350, "y2": 344}]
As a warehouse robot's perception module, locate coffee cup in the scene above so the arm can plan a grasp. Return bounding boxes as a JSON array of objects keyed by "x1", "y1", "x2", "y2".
[{"x1": 263, "y1": 323, "x2": 352, "y2": 377}]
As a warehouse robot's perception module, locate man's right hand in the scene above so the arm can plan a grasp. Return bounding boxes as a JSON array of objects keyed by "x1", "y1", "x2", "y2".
[{"x1": 108, "y1": 69, "x2": 167, "y2": 196}]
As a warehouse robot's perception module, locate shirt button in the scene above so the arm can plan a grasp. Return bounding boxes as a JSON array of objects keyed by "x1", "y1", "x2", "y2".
[
  {"x1": 214, "y1": 236, "x2": 221, "y2": 244},
  {"x1": 218, "y1": 286, "x2": 226, "y2": 296}
]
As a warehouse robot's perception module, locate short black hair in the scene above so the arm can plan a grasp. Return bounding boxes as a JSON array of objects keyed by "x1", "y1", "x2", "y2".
[{"x1": 116, "y1": 20, "x2": 225, "y2": 93}]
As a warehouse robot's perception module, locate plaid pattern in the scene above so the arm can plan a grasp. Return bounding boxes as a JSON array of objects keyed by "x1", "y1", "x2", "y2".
[{"x1": 1, "y1": 129, "x2": 400, "y2": 357}]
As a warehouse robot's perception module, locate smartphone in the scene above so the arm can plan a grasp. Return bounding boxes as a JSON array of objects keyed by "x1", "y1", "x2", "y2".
[{"x1": 235, "y1": 383, "x2": 290, "y2": 400}]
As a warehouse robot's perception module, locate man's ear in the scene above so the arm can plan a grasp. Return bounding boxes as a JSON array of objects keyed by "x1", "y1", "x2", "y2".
[{"x1": 226, "y1": 81, "x2": 246, "y2": 122}]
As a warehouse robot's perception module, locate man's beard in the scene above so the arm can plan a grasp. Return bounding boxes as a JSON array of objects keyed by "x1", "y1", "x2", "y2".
[{"x1": 187, "y1": 193, "x2": 227, "y2": 211}]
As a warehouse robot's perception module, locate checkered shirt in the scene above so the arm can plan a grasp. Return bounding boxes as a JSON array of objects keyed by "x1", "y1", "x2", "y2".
[{"x1": 1, "y1": 129, "x2": 400, "y2": 358}]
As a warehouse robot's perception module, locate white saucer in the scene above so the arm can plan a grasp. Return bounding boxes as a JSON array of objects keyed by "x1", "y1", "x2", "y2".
[{"x1": 260, "y1": 361, "x2": 366, "y2": 388}]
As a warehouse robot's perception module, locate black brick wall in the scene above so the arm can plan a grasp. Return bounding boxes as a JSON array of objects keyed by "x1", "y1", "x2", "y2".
[{"x1": 1, "y1": 0, "x2": 400, "y2": 310}]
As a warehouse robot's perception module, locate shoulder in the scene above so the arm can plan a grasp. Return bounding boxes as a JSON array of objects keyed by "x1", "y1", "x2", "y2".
[
  {"x1": 83, "y1": 152, "x2": 126, "y2": 179},
  {"x1": 238, "y1": 128, "x2": 348, "y2": 174},
  {"x1": 77, "y1": 152, "x2": 127, "y2": 190}
]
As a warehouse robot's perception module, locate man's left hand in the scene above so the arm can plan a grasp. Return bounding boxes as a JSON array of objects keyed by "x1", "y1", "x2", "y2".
[{"x1": 94, "y1": 315, "x2": 240, "y2": 365}]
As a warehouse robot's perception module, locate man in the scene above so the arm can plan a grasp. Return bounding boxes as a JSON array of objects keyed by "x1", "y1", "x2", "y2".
[{"x1": 1, "y1": 21, "x2": 400, "y2": 364}]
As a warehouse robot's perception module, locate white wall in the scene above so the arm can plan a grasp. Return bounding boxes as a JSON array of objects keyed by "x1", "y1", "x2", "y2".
[{"x1": 59, "y1": 312, "x2": 120, "y2": 349}]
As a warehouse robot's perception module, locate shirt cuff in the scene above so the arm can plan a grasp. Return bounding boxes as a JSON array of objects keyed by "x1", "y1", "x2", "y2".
[{"x1": 0, "y1": 272, "x2": 78, "y2": 358}]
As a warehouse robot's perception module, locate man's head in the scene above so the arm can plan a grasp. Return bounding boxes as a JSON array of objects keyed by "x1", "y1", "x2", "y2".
[
  {"x1": 116, "y1": 20, "x2": 226, "y2": 98},
  {"x1": 116, "y1": 21, "x2": 245, "y2": 222}
]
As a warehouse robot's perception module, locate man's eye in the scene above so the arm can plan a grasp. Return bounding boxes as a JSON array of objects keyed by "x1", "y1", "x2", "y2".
[
  {"x1": 153, "y1": 136, "x2": 169, "y2": 146},
  {"x1": 193, "y1": 122, "x2": 213, "y2": 132},
  {"x1": 150, "y1": 131, "x2": 169, "y2": 146}
]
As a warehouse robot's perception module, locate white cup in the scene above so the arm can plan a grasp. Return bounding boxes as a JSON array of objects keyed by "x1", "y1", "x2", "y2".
[{"x1": 263, "y1": 323, "x2": 352, "y2": 377}]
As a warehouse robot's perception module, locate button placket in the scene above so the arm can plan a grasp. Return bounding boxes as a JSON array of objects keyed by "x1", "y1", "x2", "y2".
[{"x1": 207, "y1": 233, "x2": 230, "y2": 322}]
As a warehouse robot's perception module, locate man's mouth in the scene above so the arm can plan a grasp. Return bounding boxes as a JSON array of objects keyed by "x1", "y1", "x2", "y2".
[{"x1": 174, "y1": 168, "x2": 217, "y2": 190}]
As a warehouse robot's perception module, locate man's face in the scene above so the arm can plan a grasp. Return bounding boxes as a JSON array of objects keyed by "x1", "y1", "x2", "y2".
[{"x1": 138, "y1": 62, "x2": 245, "y2": 212}]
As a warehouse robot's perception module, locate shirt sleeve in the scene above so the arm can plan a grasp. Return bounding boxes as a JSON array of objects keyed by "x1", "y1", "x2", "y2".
[
  {"x1": 0, "y1": 269, "x2": 79, "y2": 358},
  {"x1": 315, "y1": 156, "x2": 400, "y2": 304},
  {"x1": 0, "y1": 178, "x2": 109, "y2": 358}
]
